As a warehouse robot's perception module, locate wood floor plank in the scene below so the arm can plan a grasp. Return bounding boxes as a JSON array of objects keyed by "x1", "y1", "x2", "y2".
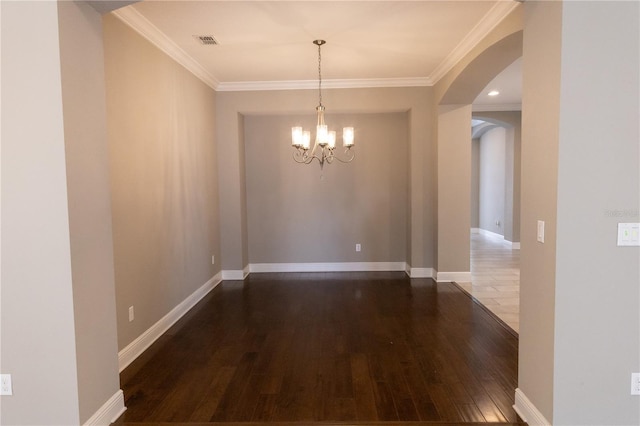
[
  {"x1": 210, "y1": 352, "x2": 258, "y2": 422},
  {"x1": 188, "y1": 366, "x2": 237, "y2": 421},
  {"x1": 115, "y1": 272, "x2": 525, "y2": 425},
  {"x1": 456, "y1": 403, "x2": 487, "y2": 422},
  {"x1": 371, "y1": 380, "x2": 399, "y2": 421},
  {"x1": 350, "y1": 353, "x2": 379, "y2": 421}
]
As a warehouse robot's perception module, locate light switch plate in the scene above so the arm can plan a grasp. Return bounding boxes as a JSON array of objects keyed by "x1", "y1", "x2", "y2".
[
  {"x1": 631, "y1": 373, "x2": 640, "y2": 395},
  {"x1": 617, "y1": 223, "x2": 640, "y2": 246},
  {"x1": 537, "y1": 220, "x2": 545, "y2": 243}
]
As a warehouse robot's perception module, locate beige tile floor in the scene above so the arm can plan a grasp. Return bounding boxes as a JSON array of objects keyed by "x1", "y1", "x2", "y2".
[{"x1": 457, "y1": 231, "x2": 520, "y2": 333}]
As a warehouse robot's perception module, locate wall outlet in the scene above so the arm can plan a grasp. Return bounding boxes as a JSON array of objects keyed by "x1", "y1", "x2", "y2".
[
  {"x1": 128, "y1": 306, "x2": 135, "y2": 322},
  {"x1": 631, "y1": 373, "x2": 640, "y2": 395},
  {"x1": 1, "y1": 374, "x2": 13, "y2": 396},
  {"x1": 212, "y1": 255, "x2": 215, "y2": 265},
  {"x1": 355, "y1": 244, "x2": 361, "y2": 252}
]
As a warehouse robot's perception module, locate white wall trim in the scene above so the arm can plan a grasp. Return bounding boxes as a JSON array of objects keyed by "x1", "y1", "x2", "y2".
[
  {"x1": 112, "y1": 6, "x2": 431, "y2": 92},
  {"x1": 478, "y1": 228, "x2": 521, "y2": 249},
  {"x1": 221, "y1": 269, "x2": 248, "y2": 280},
  {"x1": 249, "y1": 262, "x2": 407, "y2": 273},
  {"x1": 112, "y1": 7, "x2": 219, "y2": 90},
  {"x1": 83, "y1": 389, "x2": 126, "y2": 426},
  {"x1": 118, "y1": 273, "x2": 222, "y2": 372},
  {"x1": 478, "y1": 228, "x2": 504, "y2": 239},
  {"x1": 436, "y1": 271, "x2": 472, "y2": 283},
  {"x1": 506, "y1": 240, "x2": 521, "y2": 249},
  {"x1": 513, "y1": 388, "x2": 551, "y2": 426},
  {"x1": 429, "y1": 1, "x2": 520, "y2": 83},
  {"x1": 216, "y1": 77, "x2": 432, "y2": 92},
  {"x1": 407, "y1": 267, "x2": 437, "y2": 279},
  {"x1": 110, "y1": 2, "x2": 519, "y2": 92}
]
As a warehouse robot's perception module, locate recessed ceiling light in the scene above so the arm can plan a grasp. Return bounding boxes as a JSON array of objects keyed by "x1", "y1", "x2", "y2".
[{"x1": 488, "y1": 90, "x2": 500, "y2": 97}]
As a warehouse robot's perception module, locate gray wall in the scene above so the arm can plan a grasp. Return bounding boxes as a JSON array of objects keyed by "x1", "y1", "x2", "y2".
[
  {"x1": 503, "y1": 125, "x2": 518, "y2": 243},
  {"x1": 1, "y1": 2, "x2": 81, "y2": 422},
  {"x1": 552, "y1": 1, "x2": 639, "y2": 424},
  {"x1": 217, "y1": 87, "x2": 435, "y2": 273},
  {"x1": 1, "y1": 1, "x2": 124, "y2": 422},
  {"x1": 103, "y1": 14, "x2": 221, "y2": 350},
  {"x1": 470, "y1": 138, "x2": 480, "y2": 228},
  {"x1": 58, "y1": 1, "x2": 121, "y2": 422},
  {"x1": 520, "y1": 1, "x2": 640, "y2": 423},
  {"x1": 478, "y1": 127, "x2": 506, "y2": 235},
  {"x1": 245, "y1": 113, "x2": 408, "y2": 263},
  {"x1": 474, "y1": 111, "x2": 521, "y2": 243},
  {"x1": 437, "y1": 104, "x2": 472, "y2": 273},
  {"x1": 520, "y1": 1, "x2": 562, "y2": 418}
]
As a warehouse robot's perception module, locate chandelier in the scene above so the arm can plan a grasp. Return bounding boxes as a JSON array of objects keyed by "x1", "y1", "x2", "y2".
[{"x1": 291, "y1": 40, "x2": 355, "y2": 169}]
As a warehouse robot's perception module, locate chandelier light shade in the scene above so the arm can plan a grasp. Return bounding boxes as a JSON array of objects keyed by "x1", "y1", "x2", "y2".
[{"x1": 292, "y1": 40, "x2": 355, "y2": 169}]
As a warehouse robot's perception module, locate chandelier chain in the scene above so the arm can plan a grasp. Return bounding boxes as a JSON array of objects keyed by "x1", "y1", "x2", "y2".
[{"x1": 317, "y1": 42, "x2": 322, "y2": 106}]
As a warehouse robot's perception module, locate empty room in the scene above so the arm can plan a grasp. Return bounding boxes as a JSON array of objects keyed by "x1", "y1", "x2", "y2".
[{"x1": 1, "y1": 1, "x2": 638, "y2": 425}]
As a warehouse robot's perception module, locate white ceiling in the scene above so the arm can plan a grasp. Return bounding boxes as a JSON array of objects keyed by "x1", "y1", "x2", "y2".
[{"x1": 116, "y1": 0, "x2": 522, "y2": 106}]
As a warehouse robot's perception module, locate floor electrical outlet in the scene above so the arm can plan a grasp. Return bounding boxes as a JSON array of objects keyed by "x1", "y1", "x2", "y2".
[{"x1": 1, "y1": 374, "x2": 13, "y2": 396}]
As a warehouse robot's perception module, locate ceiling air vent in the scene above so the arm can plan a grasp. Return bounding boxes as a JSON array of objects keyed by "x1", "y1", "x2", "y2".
[{"x1": 194, "y1": 35, "x2": 218, "y2": 46}]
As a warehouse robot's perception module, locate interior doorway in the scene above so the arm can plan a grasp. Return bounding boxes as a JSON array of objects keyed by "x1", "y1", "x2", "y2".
[{"x1": 458, "y1": 116, "x2": 521, "y2": 333}]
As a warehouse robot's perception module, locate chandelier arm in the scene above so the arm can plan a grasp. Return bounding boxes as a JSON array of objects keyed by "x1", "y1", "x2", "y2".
[
  {"x1": 331, "y1": 149, "x2": 356, "y2": 164},
  {"x1": 292, "y1": 153, "x2": 305, "y2": 164},
  {"x1": 293, "y1": 150, "x2": 329, "y2": 165},
  {"x1": 293, "y1": 150, "x2": 312, "y2": 164}
]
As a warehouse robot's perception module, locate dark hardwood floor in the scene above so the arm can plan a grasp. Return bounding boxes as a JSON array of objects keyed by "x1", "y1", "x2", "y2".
[{"x1": 113, "y1": 272, "x2": 525, "y2": 425}]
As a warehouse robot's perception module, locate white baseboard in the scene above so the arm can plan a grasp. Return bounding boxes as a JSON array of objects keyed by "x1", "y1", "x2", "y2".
[
  {"x1": 478, "y1": 228, "x2": 521, "y2": 249},
  {"x1": 436, "y1": 271, "x2": 472, "y2": 282},
  {"x1": 249, "y1": 262, "x2": 407, "y2": 273},
  {"x1": 478, "y1": 228, "x2": 504, "y2": 239},
  {"x1": 471, "y1": 227, "x2": 480, "y2": 234},
  {"x1": 118, "y1": 273, "x2": 222, "y2": 372},
  {"x1": 83, "y1": 389, "x2": 126, "y2": 426},
  {"x1": 407, "y1": 267, "x2": 437, "y2": 279},
  {"x1": 513, "y1": 388, "x2": 551, "y2": 426},
  {"x1": 221, "y1": 269, "x2": 248, "y2": 280},
  {"x1": 506, "y1": 241, "x2": 521, "y2": 249}
]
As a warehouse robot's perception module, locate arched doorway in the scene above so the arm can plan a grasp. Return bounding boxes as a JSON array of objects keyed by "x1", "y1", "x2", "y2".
[{"x1": 434, "y1": 28, "x2": 523, "y2": 283}]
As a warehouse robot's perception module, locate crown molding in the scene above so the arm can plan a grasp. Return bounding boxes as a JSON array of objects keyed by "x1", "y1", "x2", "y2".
[
  {"x1": 472, "y1": 103, "x2": 522, "y2": 112},
  {"x1": 429, "y1": 1, "x2": 521, "y2": 84},
  {"x1": 113, "y1": 2, "x2": 518, "y2": 93},
  {"x1": 112, "y1": 6, "x2": 219, "y2": 90},
  {"x1": 216, "y1": 77, "x2": 432, "y2": 92}
]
